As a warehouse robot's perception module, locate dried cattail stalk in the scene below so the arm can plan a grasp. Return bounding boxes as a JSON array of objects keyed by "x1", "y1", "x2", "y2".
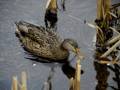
[
  {"x1": 75, "y1": 60, "x2": 81, "y2": 90},
  {"x1": 69, "y1": 77, "x2": 74, "y2": 90},
  {"x1": 11, "y1": 76, "x2": 18, "y2": 90},
  {"x1": 20, "y1": 72, "x2": 27, "y2": 90},
  {"x1": 101, "y1": 39, "x2": 120, "y2": 57}
]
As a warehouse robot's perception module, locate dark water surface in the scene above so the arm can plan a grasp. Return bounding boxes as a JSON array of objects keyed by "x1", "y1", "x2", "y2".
[{"x1": 0, "y1": 0, "x2": 120, "y2": 90}]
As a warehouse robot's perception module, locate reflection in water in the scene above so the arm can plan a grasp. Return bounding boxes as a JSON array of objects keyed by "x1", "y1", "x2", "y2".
[
  {"x1": 108, "y1": 64, "x2": 120, "y2": 90},
  {"x1": 94, "y1": 49, "x2": 120, "y2": 90},
  {"x1": 94, "y1": 61, "x2": 109, "y2": 90},
  {"x1": 62, "y1": 63, "x2": 76, "y2": 79},
  {"x1": 26, "y1": 53, "x2": 84, "y2": 88},
  {"x1": 45, "y1": 0, "x2": 58, "y2": 29},
  {"x1": 27, "y1": 54, "x2": 83, "y2": 79},
  {"x1": 42, "y1": 67, "x2": 55, "y2": 90},
  {"x1": 25, "y1": 49, "x2": 84, "y2": 79},
  {"x1": 62, "y1": 62, "x2": 84, "y2": 79},
  {"x1": 94, "y1": 52, "x2": 110, "y2": 90},
  {"x1": 61, "y1": 0, "x2": 66, "y2": 11}
]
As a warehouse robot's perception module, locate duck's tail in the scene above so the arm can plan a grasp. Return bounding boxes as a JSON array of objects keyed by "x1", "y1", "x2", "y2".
[
  {"x1": 15, "y1": 21, "x2": 19, "y2": 27},
  {"x1": 14, "y1": 20, "x2": 31, "y2": 30},
  {"x1": 15, "y1": 20, "x2": 28, "y2": 26}
]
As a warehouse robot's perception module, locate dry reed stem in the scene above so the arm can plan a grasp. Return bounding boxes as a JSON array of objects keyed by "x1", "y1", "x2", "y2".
[
  {"x1": 69, "y1": 77, "x2": 74, "y2": 90},
  {"x1": 96, "y1": 0, "x2": 104, "y2": 44},
  {"x1": 47, "y1": 0, "x2": 57, "y2": 9},
  {"x1": 97, "y1": 0, "x2": 102, "y2": 19},
  {"x1": 69, "y1": 53, "x2": 82, "y2": 90},
  {"x1": 111, "y1": 2, "x2": 120, "y2": 10},
  {"x1": 107, "y1": 35, "x2": 120, "y2": 45},
  {"x1": 97, "y1": 0, "x2": 111, "y2": 19},
  {"x1": 106, "y1": 27, "x2": 120, "y2": 46},
  {"x1": 96, "y1": 0, "x2": 111, "y2": 45},
  {"x1": 75, "y1": 60, "x2": 81, "y2": 90},
  {"x1": 43, "y1": 82, "x2": 49, "y2": 90},
  {"x1": 20, "y1": 72, "x2": 27, "y2": 90},
  {"x1": 11, "y1": 76, "x2": 18, "y2": 90},
  {"x1": 105, "y1": 0, "x2": 111, "y2": 20},
  {"x1": 109, "y1": 27, "x2": 120, "y2": 34},
  {"x1": 101, "y1": 39, "x2": 120, "y2": 57},
  {"x1": 96, "y1": 59, "x2": 119, "y2": 64}
]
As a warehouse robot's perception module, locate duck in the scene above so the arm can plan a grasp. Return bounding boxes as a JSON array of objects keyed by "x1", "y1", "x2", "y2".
[{"x1": 15, "y1": 21, "x2": 80, "y2": 62}]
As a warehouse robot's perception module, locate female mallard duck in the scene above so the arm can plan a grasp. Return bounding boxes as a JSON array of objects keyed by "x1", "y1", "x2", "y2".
[{"x1": 15, "y1": 21, "x2": 79, "y2": 62}]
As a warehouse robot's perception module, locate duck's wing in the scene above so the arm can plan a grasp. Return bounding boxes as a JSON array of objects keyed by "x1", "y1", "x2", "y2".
[{"x1": 15, "y1": 20, "x2": 60, "y2": 44}]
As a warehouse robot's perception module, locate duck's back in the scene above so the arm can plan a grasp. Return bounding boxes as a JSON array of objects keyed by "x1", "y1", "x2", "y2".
[{"x1": 15, "y1": 21, "x2": 69, "y2": 61}]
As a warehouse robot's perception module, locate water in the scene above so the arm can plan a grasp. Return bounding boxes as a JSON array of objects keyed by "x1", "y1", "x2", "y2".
[{"x1": 0, "y1": 0, "x2": 120, "y2": 90}]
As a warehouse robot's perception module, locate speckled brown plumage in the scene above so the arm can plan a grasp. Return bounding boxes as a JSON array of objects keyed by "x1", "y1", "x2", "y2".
[{"x1": 15, "y1": 21, "x2": 69, "y2": 61}]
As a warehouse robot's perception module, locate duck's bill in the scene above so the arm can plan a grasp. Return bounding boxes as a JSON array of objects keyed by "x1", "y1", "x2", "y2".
[
  {"x1": 71, "y1": 47, "x2": 79, "y2": 53},
  {"x1": 74, "y1": 48, "x2": 81, "y2": 55},
  {"x1": 74, "y1": 48, "x2": 84, "y2": 60},
  {"x1": 75, "y1": 48, "x2": 80, "y2": 53}
]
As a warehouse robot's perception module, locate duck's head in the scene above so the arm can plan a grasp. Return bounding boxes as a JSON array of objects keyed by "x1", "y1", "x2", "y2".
[{"x1": 62, "y1": 39, "x2": 80, "y2": 54}]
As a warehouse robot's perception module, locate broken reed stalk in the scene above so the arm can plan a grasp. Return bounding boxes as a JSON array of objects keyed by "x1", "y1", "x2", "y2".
[
  {"x1": 103, "y1": 0, "x2": 111, "y2": 20},
  {"x1": 96, "y1": 0, "x2": 104, "y2": 45},
  {"x1": 11, "y1": 76, "x2": 18, "y2": 90},
  {"x1": 42, "y1": 67, "x2": 54, "y2": 90},
  {"x1": 69, "y1": 61, "x2": 81, "y2": 90},
  {"x1": 20, "y1": 72, "x2": 27, "y2": 90},
  {"x1": 97, "y1": 0, "x2": 111, "y2": 20},
  {"x1": 101, "y1": 39, "x2": 120, "y2": 57},
  {"x1": 106, "y1": 27, "x2": 120, "y2": 45},
  {"x1": 107, "y1": 34, "x2": 120, "y2": 45},
  {"x1": 109, "y1": 27, "x2": 120, "y2": 35},
  {"x1": 43, "y1": 82, "x2": 49, "y2": 90},
  {"x1": 111, "y1": 2, "x2": 120, "y2": 10},
  {"x1": 97, "y1": 0, "x2": 102, "y2": 19},
  {"x1": 11, "y1": 72, "x2": 27, "y2": 90},
  {"x1": 96, "y1": 0, "x2": 111, "y2": 45},
  {"x1": 75, "y1": 60, "x2": 81, "y2": 90},
  {"x1": 69, "y1": 53, "x2": 82, "y2": 90},
  {"x1": 69, "y1": 78, "x2": 74, "y2": 90}
]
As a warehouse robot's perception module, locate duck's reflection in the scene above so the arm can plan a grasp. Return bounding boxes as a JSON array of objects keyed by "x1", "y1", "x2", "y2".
[
  {"x1": 27, "y1": 54, "x2": 83, "y2": 79},
  {"x1": 62, "y1": 63, "x2": 76, "y2": 79},
  {"x1": 108, "y1": 64, "x2": 120, "y2": 90},
  {"x1": 94, "y1": 61, "x2": 109, "y2": 90},
  {"x1": 42, "y1": 67, "x2": 55, "y2": 90},
  {"x1": 26, "y1": 51, "x2": 84, "y2": 79},
  {"x1": 94, "y1": 49, "x2": 120, "y2": 90},
  {"x1": 62, "y1": 62, "x2": 84, "y2": 79},
  {"x1": 94, "y1": 51, "x2": 110, "y2": 90}
]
